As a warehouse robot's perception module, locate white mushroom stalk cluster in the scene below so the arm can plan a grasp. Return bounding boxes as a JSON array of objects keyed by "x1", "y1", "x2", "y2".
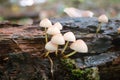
[{"x1": 39, "y1": 18, "x2": 88, "y2": 57}]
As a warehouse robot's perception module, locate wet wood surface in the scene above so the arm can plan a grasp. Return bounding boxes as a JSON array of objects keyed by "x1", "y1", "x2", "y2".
[{"x1": 0, "y1": 17, "x2": 120, "y2": 80}]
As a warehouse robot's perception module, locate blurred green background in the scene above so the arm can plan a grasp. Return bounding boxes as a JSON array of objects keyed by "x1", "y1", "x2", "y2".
[{"x1": 0, "y1": 0, "x2": 119, "y2": 24}]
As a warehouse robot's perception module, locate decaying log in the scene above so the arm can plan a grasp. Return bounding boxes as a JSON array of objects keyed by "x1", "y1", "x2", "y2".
[
  {"x1": 0, "y1": 17, "x2": 120, "y2": 65},
  {"x1": 0, "y1": 17, "x2": 120, "y2": 80},
  {"x1": 0, "y1": 21, "x2": 44, "y2": 55}
]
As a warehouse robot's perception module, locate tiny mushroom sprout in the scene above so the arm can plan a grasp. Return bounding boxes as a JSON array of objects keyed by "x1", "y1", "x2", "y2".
[
  {"x1": 53, "y1": 22, "x2": 63, "y2": 30},
  {"x1": 46, "y1": 26, "x2": 61, "y2": 35},
  {"x1": 117, "y1": 27, "x2": 120, "y2": 34},
  {"x1": 61, "y1": 32, "x2": 76, "y2": 54},
  {"x1": 81, "y1": 10, "x2": 94, "y2": 17},
  {"x1": 51, "y1": 34, "x2": 65, "y2": 55},
  {"x1": 64, "y1": 39, "x2": 88, "y2": 58},
  {"x1": 39, "y1": 18, "x2": 52, "y2": 43},
  {"x1": 45, "y1": 41, "x2": 58, "y2": 56},
  {"x1": 96, "y1": 14, "x2": 108, "y2": 33}
]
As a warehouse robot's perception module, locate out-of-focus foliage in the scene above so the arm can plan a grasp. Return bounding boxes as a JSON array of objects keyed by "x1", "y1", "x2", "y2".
[
  {"x1": 0, "y1": 17, "x2": 4, "y2": 21},
  {"x1": 0, "y1": 0, "x2": 119, "y2": 22}
]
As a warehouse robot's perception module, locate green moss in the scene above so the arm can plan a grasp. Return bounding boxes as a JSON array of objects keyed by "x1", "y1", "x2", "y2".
[
  {"x1": 71, "y1": 69, "x2": 85, "y2": 80},
  {"x1": 61, "y1": 58, "x2": 75, "y2": 71},
  {"x1": 71, "y1": 68, "x2": 96, "y2": 80},
  {"x1": 60, "y1": 58, "x2": 100, "y2": 80}
]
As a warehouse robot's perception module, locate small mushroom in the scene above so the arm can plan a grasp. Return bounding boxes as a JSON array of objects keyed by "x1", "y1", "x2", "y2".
[
  {"x1": 45, "y1": 41, "x2": 58, "y2": 56},
  {"x1": 53, "y1": 22, "x2": 63, "y2": 30},
  {"x1": 47, "y1": 26, "x2": 61, "y2": 35},
  {"x1": 64, "y1": 32, "x2": 76, "y2": 42},
  {"x1": 81, "y1": 10, "x2": 94, "y2": 17},
  {"x1": 39, "y1": 18, "x2": 52, "y2": 43},
  {"x1": 117, "y1": 27, "x2": 120, "y2": 34},
  {"x1": 45, "y1": 41, "x2": 58, "y2": 51},
  {"x1": 98, "y1": 14, "x2": 108, "y2": 23},
  {"x1": 51, "y1": 34, "x2": 65, "y2": 45},
  {"x1": 39, "y1": 18, "x2": 52, "y2": 28},
  {"x1": 51, "y1": 34, "x2": 65, "y2": 55},
  {"x1": 64, "y1": 39, "x2": 88, "y2": 58},
  {"x1": 61, "y1": 32, "x2": 76, "y2": 54},
  {"x1": 96, "y1": 14, "x2": 108, "y2": 33}
]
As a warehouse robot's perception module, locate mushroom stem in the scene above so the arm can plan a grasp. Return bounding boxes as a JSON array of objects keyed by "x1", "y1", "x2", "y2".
[
  {"x1": 64, "y1": 51, "x2": 77, "y2": 58},
  {"x1": 96, "y1": 22, "x2": 101, "y2": 33},
  {"x1": 55, "y1": 47, "x2": 58, "y2": 56},
  {"x1": 45, "y1": 27, "x2": 48, "y2": 43},
  {"x1": 45, "y1": 51, "x2": 50, "y2": 57},
  {"x1": 61, "y1": 41, "x2": 69, "y2": 54},
  {"x1": 48, "y1": 56, "x2": 54, "y2": 80}
]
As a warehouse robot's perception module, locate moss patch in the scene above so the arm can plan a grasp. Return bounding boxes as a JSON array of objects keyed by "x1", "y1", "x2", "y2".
[{"x1": 60, "y1": 58, "x2": 100, "y2": 80}]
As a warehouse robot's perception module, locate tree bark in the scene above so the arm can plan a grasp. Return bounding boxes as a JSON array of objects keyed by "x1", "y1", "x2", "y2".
[{"x1": 0, "y1": 17, "x2": 120, "y2": 80}]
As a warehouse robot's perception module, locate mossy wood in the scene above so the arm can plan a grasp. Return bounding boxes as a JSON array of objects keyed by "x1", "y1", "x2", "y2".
[{"x1": 0, "y1": 17, "x2": 120, "y2": 80}]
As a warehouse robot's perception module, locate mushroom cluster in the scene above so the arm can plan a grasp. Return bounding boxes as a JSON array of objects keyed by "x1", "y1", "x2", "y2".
[
  {"x1": 39, "y1": 18, "x2": 88, "y2": 57},
  {"x1": 63, "y1": 7, "x2": 110, "y2": 34}
]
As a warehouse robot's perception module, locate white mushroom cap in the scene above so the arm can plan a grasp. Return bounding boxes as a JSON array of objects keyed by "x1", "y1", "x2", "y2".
[
  {"x1": 64, "y1": 7, "x2": 82, "y2": 17},
  {"x1": 63, "y1": 32, "x2": 76, "y2": 42},
  {"x1": 51, "y1": 34, "x2": 65, "y2": 45},
  {"x1": 45, "y1": 41, "x2": 58, "y2": 52},
  {"x1": 53, "y1": 22, "x2": 63, "y2": 30},
  {"x1": 98, "y1": 14, "x2": 108, "y2": 23},
  {"x1": 46, "y1": 26, "x2": 61, "y2": 35},
  {"x1": 39, "y1": 18, "x2": 52, "y2": 28},
  {"x1": 81, "y1": 10, "x2": 94, "y2": 17},
  {"x1": 70, "y1": 39, "x2": 88, "y2": 53}
]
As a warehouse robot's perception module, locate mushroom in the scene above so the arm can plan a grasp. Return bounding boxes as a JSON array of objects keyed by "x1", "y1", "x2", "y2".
[
  {"x1": 96, "y1": 14, "x2": 108, "y2": 33},
  {"x1": 117, "y1": 27, "x2": 120, "y2": 34},
  {"x1": 39, "y1": 18, "x2": 52, "y2": 43},
  {"x1": 98, "y1": 14, "x2": 108, "y2": 23},
  {"x1": 64, "y1": 39, "x2": 88, "y2": 58},
  {"x1": 51, "y1": 34, "x2": 65, "y2": 45},
  {"x1": 46, "y1": 26, "x2": 61, "y2": 35},
  {"x1": 53, "y1": 22, "x2": 63, "y2": 30},
  {"x1": 51, "y1": 34, "x2": 65, "y2": 55},
  {"x1": 45, "y1": 41, "x2": 58, "y2": 56},
  {"x1": 81, "y1": 10, "x2": 94, "y2": 17},
  {"x1": 61, "y1": 32, "x2": 76, "y2": 54},
  {"x1": 39, "y1": 18, "x2": 52, "y2": 28}
]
